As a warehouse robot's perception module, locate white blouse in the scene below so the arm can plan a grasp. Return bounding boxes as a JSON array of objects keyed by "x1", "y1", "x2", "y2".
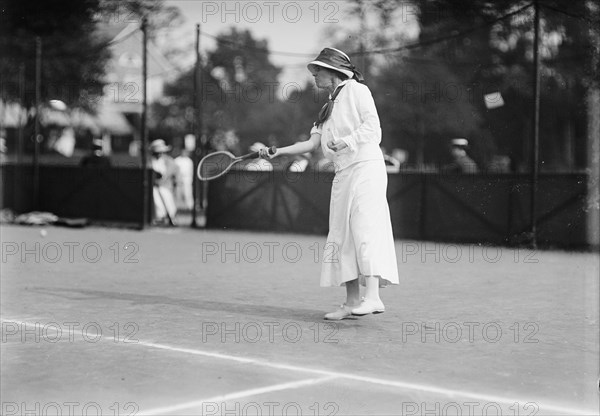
[{"x1": 311, "y1": 79, "x2": 383, "y2": 172}]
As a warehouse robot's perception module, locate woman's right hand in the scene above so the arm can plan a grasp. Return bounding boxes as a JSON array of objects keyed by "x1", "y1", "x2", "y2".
[{"x1": 258, "y1": 146, "x2": 277, "y2": 159}]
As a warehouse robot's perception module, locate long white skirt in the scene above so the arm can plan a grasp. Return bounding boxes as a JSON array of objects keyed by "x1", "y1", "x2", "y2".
[
  {"x1": 153, "y1": 186, "x2": 177, "y2": 220},
  {"x1": 320, "y1": 160, "x2": 399, "y2": 287}
]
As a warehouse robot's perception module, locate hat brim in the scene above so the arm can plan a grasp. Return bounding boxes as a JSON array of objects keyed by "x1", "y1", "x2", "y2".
[
  {"x1": 451, "y1": 138, "x2": 469, "y2": 147},
  {"x1": 308, "y1": 61, "x2": 354, "y2": 79},
  {"x1": 151, "y1": 146, "x2": 171, "y2": 153}
]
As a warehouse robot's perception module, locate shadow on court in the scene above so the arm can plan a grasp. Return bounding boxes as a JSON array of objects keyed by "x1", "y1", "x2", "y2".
[{"x1": 1, "y1": 224, "x2": 598, "y2": 415}]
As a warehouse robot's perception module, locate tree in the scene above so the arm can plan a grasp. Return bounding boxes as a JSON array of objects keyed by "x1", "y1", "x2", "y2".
[
  {"x1": 1, "y1": 0, "x2": 112, "y2": 109},
  {"x1": 321, "y1": 0, "x2": 489, "y2": 166},
  {"x1": 411, "y1": 0, "x2": 599, "y2": 171},
  {"x1": 276, "y1": 81, "x2": 328, "y2": 144},
  {"x1": 98, "y1": 0, "x2": 187, "y2": 67},
  {"x1": 320, "y1": 0, "x2": 418, "y2": 80},
  {"x1": 150, "y1": 28, "x2": 285, "y2": 152},
  {"x1": 373, "y1": 55, "x2": 485, "y2": 166},
  {"x1": 322, "y1": 0, "x2": 597, "y2": 170}
]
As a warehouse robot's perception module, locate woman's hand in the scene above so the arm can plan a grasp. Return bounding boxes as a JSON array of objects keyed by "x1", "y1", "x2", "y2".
[
  {"x1": 258, "y1": 147, "x2": 277, "y2": 159},
  {"x1": 327, "y1": 138, "x2": 348, "y2": 152}
]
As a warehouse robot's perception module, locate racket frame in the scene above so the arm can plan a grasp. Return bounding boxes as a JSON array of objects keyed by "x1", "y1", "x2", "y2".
[{"x1": 196, "y1": 146, "x2": 276, "y2": 181}]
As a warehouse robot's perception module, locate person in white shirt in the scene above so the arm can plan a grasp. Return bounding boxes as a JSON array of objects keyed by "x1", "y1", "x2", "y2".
[
  {"x1": 259, "y1": 47, "x2": 399, "y2": 320},
  {"x1": 174, "y1": 149, "x2": 194, "y2": 210},
  {"x1": 150, "y1": 139, "x2": 179, "y2": 225}
]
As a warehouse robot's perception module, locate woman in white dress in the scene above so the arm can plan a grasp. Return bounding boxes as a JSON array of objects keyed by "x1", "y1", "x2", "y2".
[{"x1": 260, "y1": 47, "x2": 399, "y2": 320}]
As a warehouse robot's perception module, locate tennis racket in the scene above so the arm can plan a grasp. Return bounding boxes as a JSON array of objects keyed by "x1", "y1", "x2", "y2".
[{"x1": 197, "y1": 146, "x2": 277, "y2": 181}]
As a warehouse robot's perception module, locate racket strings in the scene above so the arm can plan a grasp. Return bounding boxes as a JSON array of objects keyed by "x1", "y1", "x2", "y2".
[{"x1": 198, "y1": 152, "x2": 236, "y2": 180}]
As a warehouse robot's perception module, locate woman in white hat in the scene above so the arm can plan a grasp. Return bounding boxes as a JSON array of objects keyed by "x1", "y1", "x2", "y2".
[
  {"x1": 260, "y1": 47, "x2": 399, "y2": 320},
  {"x1": 150, "y1": 139, "x2": 179, "y2": 225}
]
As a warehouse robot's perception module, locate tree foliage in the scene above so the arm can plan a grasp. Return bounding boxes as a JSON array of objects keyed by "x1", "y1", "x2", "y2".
[
  {"x1": 323, "y1": 0, "x2": 598, "y2": 170},
  {"x1": 152, "y1": 0, "x2": 598, "y2": 171},
  {"x1": 406, "y1": 0, "x2": 598, "y2": 170},
  {"x1": 1, "y1": 0, "x2": 112, "y2": 108},
  {"x1": 151, "y1": 28, "x2": 293, "y2": 152}
]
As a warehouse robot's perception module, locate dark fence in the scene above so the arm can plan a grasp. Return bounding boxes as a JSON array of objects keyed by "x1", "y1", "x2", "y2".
[
  {"x1": 1, "y1": 164, "x2": 153, "y2": 227},
  {"x1": 1, "y1": 164, "x2": 590, "y2": 247},
  {"x1": 206, "y1": 167, "x2": 590, "y2": 248}
]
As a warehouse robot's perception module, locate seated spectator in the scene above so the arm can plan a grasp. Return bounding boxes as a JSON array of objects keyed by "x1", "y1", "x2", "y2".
[
  {"x1": 443, "y1": 138, "x2": 478, "y2": 174},
  {"x1": 245, "y1": 142, "x2": 273, "y2": 172},
  {"x1": 383, "y1": 154, "x2": 400, "y2": 174},
  {"x1": 288, "y1": 152, "x2": 312, "y2": 172},
  {"x1": 80, "y1": 139, "x2": 111, "y2": 168}
]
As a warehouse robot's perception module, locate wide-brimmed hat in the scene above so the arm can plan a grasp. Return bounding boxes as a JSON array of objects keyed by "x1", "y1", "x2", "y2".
[
  {"x1": 249, "y1": 142, "x2": 266, "y2": 153},
  {"x1": 150, "y1": 139, "x2": 171, "y2": 153},
  {"x1": 91, "y1": 138, "x2": 103, "y2": 150},
  {"x1": 307, "y1": 47, "x2": 364, "y2": 82},
  {"x1": 451, "y1": 138, "x2": 469, "y2": 148}
]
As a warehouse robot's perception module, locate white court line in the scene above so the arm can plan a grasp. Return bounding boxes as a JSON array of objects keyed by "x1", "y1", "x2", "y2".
[
  {"x1": 2, "y1": 319, "x2": 596, "y2": 415},
  {"x1": 138, "y1": 376, "x2": 338, "y2": 416},
  {"x1": 134, "y1": 339, "x2": 595, "y2": 415}
]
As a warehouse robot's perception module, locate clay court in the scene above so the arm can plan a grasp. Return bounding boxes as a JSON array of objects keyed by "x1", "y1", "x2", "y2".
[
  {"x1": 1, "y1": 226, "x2": 599, "y2": 415},
  {"x1": 1, "y1": 224, "x2": 598, "y2": 415}
]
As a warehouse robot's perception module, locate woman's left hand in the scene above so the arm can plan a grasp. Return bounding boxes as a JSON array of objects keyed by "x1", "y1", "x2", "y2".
[{"x1": 327, "y1": 138, "x2": 348, "y2": 152}]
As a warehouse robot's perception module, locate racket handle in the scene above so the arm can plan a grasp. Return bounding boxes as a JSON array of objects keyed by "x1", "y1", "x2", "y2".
[{"x1": 246, "y1": 146, "x2": 277, "y2": 160}]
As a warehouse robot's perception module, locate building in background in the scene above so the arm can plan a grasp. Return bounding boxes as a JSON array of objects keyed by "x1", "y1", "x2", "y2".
[
  {"x1": 0, "y1": 22, "x2": 173, "y2": 166},
  {"x1": 97, "y1": 22, "x2": 173, "y2": 159}
]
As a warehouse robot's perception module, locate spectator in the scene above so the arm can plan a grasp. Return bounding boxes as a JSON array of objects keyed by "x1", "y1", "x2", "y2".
[
  {"x1": 0, "y1": 132, "x2": 7, "y2": 164},
  {"x1": 150, "y1": 139, "x2": 179, "y2": 225},
  {"x1": 80, "y1": 139, "x2": 111, "y2": 167},
  {"x1": 288, "y1": 152, "x2": 312, "y2": 172},
  {"x1": 245, "y1": 142, "x2": 273, "y2": 172},
  {"x1": 174, "y1": 149, "x2": 194, "y2": 211},
  {"x1": 443, "y1": 138, "x2": 479, "y2": 173}
]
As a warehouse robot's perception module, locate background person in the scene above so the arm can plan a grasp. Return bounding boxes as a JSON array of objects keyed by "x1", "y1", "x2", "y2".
[
  {"x1": 174, "y1": 149, "x2": 194, "y2": 211},
  {"x1": 245, "y1": 142, "x2": 273, "y2": 172},
  {"x1": 80, "y1": 138, "x2": 111, "y2": 168},
  {"x1": 443, "y1": 138, "x2": 479, "y2": 173},
  {"x1": 0, "y1": 135, "x2": 7, "y2": 164},
  {"x1": 150, "y1": 139, "x2": 179, "y2": 225}
]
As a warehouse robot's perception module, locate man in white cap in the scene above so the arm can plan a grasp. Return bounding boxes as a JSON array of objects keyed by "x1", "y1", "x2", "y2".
[
  {"x1": 150, "y1": 139, "x2": 179, "y2": 225},
  {"x1": 443, "y1": 138, "x2": 479, "y2": 173},
  {"x1": 81, "y1": 138, "x2": 111, "y2": 167}
]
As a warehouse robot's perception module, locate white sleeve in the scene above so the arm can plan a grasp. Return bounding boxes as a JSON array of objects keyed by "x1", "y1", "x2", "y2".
[{"x1": 339, "y1": 85, "x2": 381, "y2": 151}]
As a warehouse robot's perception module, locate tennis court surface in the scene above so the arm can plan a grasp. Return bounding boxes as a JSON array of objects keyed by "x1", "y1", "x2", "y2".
[{"x1": 1, "y1": 224, "x2": 598, "y2": 415}]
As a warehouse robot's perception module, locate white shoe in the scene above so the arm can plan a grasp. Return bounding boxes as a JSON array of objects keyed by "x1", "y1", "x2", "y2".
[
  {"x1": 324, "y1": 304, "x2": 355, "y2": 320},
  {"x1": 351, "y1": 298, "x2": 385, "y2": 316}
]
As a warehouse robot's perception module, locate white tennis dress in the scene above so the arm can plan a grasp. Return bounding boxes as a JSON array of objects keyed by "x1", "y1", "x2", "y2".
[{"x1": 311, "y1": 79, "x2": 399, "y2": 287}]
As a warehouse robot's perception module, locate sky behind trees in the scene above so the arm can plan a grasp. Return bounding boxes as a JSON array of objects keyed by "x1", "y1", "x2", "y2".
[{"x1": 165, "y1": 0, "x2": 420, "y2": 87}]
